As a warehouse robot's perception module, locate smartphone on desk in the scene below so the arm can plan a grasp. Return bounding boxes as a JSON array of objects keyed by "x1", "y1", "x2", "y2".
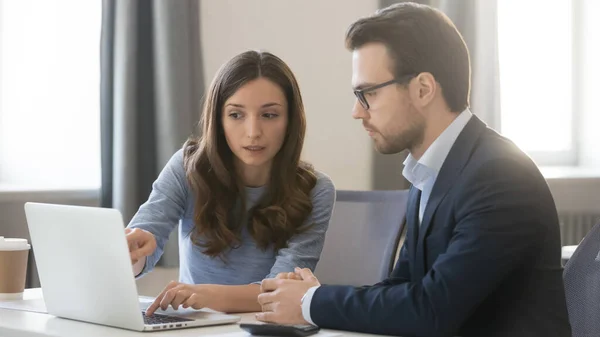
[{"x1": 240, "y1": 323, "x2": 320, "y2": 337}]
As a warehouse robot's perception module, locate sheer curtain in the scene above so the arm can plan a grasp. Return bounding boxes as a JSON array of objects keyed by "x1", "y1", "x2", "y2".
[{"x1": 101, "y1": 0, "x2": 204, "y2": 266}]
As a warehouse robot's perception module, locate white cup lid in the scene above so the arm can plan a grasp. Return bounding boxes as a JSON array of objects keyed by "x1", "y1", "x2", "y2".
[{"x1": 0, "y1": 237, "x2": 31, "y2": 251}]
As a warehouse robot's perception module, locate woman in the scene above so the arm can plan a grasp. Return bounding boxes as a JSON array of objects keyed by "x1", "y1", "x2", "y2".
[{"x1": 125, "y1": 50, "x2": 335, "y2": 315}]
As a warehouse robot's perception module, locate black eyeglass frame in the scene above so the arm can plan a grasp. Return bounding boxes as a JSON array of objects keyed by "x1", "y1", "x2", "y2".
[{"x1": 353, "y1": 74, "x2": 417, "y2": 110}]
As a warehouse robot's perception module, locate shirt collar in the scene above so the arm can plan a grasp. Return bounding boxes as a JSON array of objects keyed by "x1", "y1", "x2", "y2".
[
  {"x1": 402, "y1": 154, "x2": 432, "y2": 191},
  {"x1": 402, "y1": 108, "x2": 473, "y2": 188}
]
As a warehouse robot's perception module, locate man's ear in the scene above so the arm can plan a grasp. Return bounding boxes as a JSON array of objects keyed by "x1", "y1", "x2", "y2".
[{"x1": 410, "y1": 72, "x2": 437, "y2": 108}]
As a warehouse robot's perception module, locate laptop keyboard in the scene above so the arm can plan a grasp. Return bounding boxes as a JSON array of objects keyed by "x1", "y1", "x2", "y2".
[{"x1": 142, "y1": 312, "x2": 194, "y2": 325}]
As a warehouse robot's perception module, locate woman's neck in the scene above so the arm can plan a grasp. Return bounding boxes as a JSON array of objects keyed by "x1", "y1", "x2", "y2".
[{"x1": 235, "y1": 160, "x2": 272, "y2": 188}]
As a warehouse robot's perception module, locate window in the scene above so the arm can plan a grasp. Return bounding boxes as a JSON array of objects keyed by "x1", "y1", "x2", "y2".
[
  {"x1": 0, "y1": 0, "x2": 101, "y2": 188},
  {"x1": 498, "y1": 0, "x2": 600, "y2": 168},
  {"x1": 498, "y1": 0, "x2": 575, "y2": 166}
]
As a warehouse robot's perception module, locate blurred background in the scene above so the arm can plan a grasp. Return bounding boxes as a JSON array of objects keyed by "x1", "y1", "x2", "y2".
[{"x1": 1, "y1": 0, "x2": 599, "y2": 293}]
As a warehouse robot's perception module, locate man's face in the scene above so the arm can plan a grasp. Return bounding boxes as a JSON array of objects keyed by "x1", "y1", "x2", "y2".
[{"x1": 351, "y1": 42, "x2": 425, "y2": 154}]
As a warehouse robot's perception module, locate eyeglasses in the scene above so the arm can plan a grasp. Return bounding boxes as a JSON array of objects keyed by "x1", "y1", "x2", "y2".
[{"x1": 353, "y1": 74, "x2": 416, "y2": 110}]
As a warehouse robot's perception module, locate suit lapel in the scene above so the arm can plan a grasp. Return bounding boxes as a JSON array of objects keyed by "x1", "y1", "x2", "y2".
[
  {"x1": 416, "y1": 116, "x2": 488, "y2": 270},
  {"x1": 406, "y1": 186, "x2": 421, "y2": 278}
]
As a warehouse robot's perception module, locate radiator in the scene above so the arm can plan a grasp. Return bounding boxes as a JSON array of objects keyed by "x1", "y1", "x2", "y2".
[{"x1": 559, "y1": 212, "x2": 600, "y2": 246}]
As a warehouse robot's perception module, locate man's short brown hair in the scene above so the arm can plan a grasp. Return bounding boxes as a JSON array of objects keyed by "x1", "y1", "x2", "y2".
[{"x1": 346, "y1": 2, "x2": 471, "y2": 112}]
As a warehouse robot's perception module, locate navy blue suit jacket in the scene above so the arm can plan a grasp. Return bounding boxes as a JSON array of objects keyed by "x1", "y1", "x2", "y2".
[{"x1": 310, "y1": 116, "x2": 571, "y2": 336}]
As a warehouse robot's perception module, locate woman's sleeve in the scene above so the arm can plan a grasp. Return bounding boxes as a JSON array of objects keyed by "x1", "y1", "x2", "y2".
[{"x1": 127, "y1": 149, "x2": 189, "y2": 277}]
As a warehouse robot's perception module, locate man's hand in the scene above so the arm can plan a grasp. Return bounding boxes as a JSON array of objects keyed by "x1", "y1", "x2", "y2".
[
  {"x1": 125, "y1": 228, "x2": 156, "y2": 265},
  {"x1": 256, "y1": 268, "x2": 321, "y2": 325},
  {"x1": 275, "y1": 271, "x2": 303, "y2": 280},
  {"x1": 145, "y1": 281, "x2": 211, "y2": 316}
]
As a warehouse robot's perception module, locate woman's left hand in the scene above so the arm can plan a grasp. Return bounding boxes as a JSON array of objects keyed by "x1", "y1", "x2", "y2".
[{"x1": 145, "y1": 281, "x2": 211, "y2": 316}]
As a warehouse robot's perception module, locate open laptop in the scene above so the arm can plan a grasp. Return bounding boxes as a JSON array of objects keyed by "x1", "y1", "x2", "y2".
[{"x1": 24, "y1": 202, "x2": 241, "y2": 332}]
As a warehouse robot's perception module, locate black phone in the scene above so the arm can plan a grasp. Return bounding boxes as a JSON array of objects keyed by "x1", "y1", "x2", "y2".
[{"x1": 240, "y1": 323, "x2": 320, "y2": 337}]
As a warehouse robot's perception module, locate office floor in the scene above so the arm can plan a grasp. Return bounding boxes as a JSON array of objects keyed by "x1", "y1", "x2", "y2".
[{"x1": 135, "y1": 267, "x2": 179, "y2": 297}]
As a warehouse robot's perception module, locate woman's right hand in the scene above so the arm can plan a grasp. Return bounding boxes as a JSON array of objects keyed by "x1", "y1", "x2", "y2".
[{"x1": 125, "y1": 228, "x2": 157, "y2": 265}]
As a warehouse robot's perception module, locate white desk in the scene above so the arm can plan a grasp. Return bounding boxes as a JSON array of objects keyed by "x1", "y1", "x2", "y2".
[{"x1": 0, "y1": 289, "x2": 376, "y2": 337}]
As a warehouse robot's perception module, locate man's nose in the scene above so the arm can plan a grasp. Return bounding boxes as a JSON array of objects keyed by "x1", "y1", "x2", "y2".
[{"x1": 352, "y1": 100, "x2": 369, "y2": 120}]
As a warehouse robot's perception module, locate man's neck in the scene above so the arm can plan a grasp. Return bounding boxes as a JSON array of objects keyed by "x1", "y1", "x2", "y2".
[{"x1": 410, "y1": 109, "x2": 460, "y2": 160}]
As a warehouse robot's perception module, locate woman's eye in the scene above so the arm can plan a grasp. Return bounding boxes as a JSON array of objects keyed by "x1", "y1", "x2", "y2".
[
  {"x1": 263, "y1": 113, "x2": 279, "y2": 119},
  {"x1": 365, "y1": 91, "x2": 377, "y2": 97},
  {"x1": 228, "y1": 112, "x2": 242, "y2": 119}
]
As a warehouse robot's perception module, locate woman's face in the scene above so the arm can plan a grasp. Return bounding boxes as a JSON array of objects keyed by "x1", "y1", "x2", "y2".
[{"x1": 221, "y1": 77, "x2": 289, "y2": 177}]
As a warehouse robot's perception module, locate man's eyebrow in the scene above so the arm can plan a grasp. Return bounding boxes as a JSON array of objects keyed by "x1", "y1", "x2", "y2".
[{"x1": 353, "y1": 82, "x2": 377, "y2": 91}]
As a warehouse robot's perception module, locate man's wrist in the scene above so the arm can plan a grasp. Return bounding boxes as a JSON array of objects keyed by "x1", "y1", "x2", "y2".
[
  {"x1": 301, "y1": 286, "x2": 320, "y2": 325},
  {"x1": 301, "y1": 290, "x2": 310, "y2": 304}
]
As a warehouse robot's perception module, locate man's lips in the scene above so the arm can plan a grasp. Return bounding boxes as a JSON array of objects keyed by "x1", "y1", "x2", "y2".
[{"x1": 364, "y1": 128, "x2": 376, "y2": 136}]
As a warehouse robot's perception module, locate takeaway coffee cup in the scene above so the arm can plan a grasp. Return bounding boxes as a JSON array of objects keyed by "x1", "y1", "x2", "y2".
[{"x1": 0, "y1": 237, "x2": 31, "y2": 300}]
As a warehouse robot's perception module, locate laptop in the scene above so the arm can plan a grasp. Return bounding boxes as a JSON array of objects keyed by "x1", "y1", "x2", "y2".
[{"x1": 24, "y1": 202, "x2": 241, "y2": 332}]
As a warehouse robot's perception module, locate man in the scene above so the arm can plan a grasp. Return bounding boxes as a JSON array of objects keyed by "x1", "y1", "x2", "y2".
[{"x1": 256, "y1": 2, "x2": 571, "y2": 337}]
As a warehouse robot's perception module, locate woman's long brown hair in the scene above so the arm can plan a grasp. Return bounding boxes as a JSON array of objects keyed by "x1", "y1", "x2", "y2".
[{"x1": 183, "y1": 51, "x2": 317, "y2": 257}]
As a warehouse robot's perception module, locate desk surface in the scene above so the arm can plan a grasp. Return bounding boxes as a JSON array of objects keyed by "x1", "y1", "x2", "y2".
[{"x1": 0, "y1": 289, "x2": 376, "y2": 337}]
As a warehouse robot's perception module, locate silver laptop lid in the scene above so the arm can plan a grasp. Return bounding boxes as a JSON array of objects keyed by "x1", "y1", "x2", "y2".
[{"x1": 25, "y1": 202, "x2": 146, "y2": 330}]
